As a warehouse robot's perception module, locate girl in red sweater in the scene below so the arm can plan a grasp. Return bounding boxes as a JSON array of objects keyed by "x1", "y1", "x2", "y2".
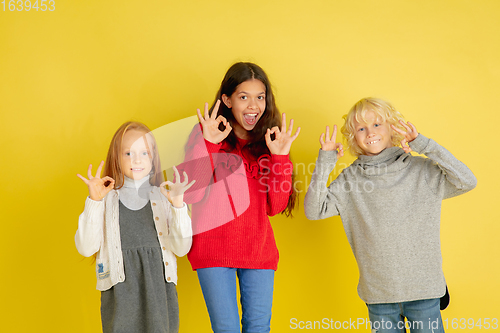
[{"x1": 177, "y1": 62, "x2": 300, "y2": 332}]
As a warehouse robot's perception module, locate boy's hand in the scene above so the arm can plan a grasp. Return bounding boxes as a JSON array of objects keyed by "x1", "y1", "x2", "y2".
[
  {"x1": 391, "y1": 120, "x2": 419, "y2": 153},
  {"x1": 77, "y1": 161, "x2": 115, "y2": 201},
  {"x1": 160, "y1": 166, "x2": 196, "y2": 208},
  {"x1": 319, "y1": 125, "x2": 344, "y2": 157}
]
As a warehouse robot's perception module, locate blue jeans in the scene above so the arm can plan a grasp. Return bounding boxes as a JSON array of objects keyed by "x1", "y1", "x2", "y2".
[
  {"x1": 197, "y1": 267, "x2": 275, "y2": 333},
  {"x1": 367, "y1": 298, "x2": 445, "y2": 333}
]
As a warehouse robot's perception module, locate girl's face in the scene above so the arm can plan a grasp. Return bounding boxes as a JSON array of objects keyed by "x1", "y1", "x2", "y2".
[
  {"x1": 120, "y1": 129, "x2": 153, "y2": 180},
  {"x1": 222, "y1": 79, "x2": 266, "y2": 139},
  {"x1": 353, "y1": 110, "x2": 394, "y2": 156}
]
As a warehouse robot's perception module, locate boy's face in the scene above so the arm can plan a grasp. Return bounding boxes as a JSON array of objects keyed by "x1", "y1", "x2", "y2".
[{"x1": 353, "y1": 110, "x2": 394, "y2": 156}]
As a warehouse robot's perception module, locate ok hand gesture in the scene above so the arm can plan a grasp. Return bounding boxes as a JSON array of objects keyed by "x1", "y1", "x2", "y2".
[
  {"x1": 160, "y1": 166, "x2": 196, "y2": 208},
  {"x1": 197, "y1": 100, "x2": 232, "y2": 144},
  {"x1": 77, "y1": 161, "x2": 115, "y2": 201},
  {"x1": 391, "y1": 120, "x2": 419, "y2": 153},
  {"x1": 265, "y1": 113, "x2": 301, "y2": 155},
  {"x1": 319, "y1": 125, "x2": 344, "y2": 157}
]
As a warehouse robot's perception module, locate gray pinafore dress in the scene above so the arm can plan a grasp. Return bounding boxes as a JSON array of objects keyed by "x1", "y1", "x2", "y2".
[{"x1": 101, "y1": 201, "x2": 179, "y2": 333}]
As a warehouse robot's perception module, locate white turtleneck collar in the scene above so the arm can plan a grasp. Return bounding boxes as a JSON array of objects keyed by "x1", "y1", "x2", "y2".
[{"x1": 118, "y1": 175, "x2": 152, "y2": 211}]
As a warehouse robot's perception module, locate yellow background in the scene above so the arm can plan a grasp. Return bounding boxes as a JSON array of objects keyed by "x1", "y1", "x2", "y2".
[{"x1": 1, "y1": 0, "x2": 498, "y2": 332}]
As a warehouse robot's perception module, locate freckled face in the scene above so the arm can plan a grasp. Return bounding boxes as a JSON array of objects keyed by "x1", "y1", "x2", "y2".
[
  {"x1": 353, "y1": 110, "x2": 394, "y2": 156},
  {"x1": 120, "y1": 130, "x2": 153, "y2": 180},
  {"x1": 222, "y1": 79, "x2": 266, "y2": 139}
]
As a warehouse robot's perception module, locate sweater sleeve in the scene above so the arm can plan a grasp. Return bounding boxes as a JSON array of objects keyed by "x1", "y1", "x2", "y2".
[
  {"x1": 266, "y1": 154, "x2": 293, "y2": 216},
  {"x1": 176, "y1": 124, "x2": 222, "y2": 204},
  {"x1": 74, "y1": 197, "x2": 105, "y2": 257},
  {"x1": 304, "y1": 149, "x2": 348, "y2": 220},
  {"x1": 409, "y1": 134, "x2": 477, "y2": 199},
  {"x1": 166, "y1": 202, "x2": 193, "y2": 257}
]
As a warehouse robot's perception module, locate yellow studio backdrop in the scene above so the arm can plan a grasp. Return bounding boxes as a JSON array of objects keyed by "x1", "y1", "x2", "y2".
[{"x1": 1, "y1": 0, "x2": 498, "y2": 332}]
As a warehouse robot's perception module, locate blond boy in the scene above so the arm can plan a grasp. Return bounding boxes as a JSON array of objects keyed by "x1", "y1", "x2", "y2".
[{"x1": 304, "y1": 98, "x2": 476, "y2": 333}]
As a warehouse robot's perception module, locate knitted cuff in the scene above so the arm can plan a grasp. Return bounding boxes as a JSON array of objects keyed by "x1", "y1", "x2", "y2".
[
  {"x1": 204, "y1": 139, "x2": 222, "y2": 154},
  {"x1": 84, "y1": 196, "x2": 105, "y2": 224},
  {"x1": 317, "y1": 149, "x2": 338, "y2": 165},
  {"x1": 270, "y1": 154, "x2": 292, "y2": 175},
  {"x1": 408, "y1": 134, "x2": 430, "y2": 154}
]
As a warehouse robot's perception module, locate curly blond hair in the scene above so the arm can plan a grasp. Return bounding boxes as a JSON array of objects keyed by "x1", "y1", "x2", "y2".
[{"x1": 341, "y1": 97, "x2": 406, "y2": 157}]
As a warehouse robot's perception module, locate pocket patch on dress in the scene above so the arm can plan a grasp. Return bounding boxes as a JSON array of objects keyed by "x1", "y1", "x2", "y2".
[{"x1": 96, "y1": 260, "x2": 110, "y2": 280}]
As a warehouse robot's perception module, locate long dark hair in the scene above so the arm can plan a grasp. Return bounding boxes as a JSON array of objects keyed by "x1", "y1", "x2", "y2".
[{"x1": 209, "y1": 62, "x2": 297, "y2": 216}]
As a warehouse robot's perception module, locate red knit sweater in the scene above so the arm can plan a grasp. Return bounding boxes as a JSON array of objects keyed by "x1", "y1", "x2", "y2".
[{"x1": 176, "y1": 125, "x2": 293, "y2": 271}]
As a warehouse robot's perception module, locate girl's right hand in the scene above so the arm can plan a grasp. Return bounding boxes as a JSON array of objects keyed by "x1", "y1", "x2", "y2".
[
  {"x1": 319, "y1": 125, "x2": 344, "y2": 157},
  {"x1": 77, "y1": 161, "x2": 115, "y2": 201},
  {"x1": 160, "y1": 166, "x2": 196, "y2": 208},
  {"x1": 197, "y1": 99, "x2": 232, "y2": 144}
]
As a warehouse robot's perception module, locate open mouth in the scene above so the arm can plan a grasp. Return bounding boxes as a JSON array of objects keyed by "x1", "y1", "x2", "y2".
[
  {"x1": 367, "y1": 139, "x2": 380, "y2": 145},
  {"x1": 243, "y1": 113, "x2": 258, "y2": 126}
]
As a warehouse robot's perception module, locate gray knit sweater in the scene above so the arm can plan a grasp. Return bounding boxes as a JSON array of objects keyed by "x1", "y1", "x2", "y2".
[{"x1": 304, "y1": 134, "x2": 477, "y2": 304}]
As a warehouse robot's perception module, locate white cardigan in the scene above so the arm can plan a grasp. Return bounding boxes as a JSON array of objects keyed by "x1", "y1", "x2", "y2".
[{"x1": 75, "y1": 187, "x2": 192, "y2": 291}]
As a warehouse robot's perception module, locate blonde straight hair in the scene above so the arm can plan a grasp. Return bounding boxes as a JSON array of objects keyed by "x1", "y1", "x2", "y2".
[{"x1": 104, "y1": 121, "x2": 163, "y2": 188}]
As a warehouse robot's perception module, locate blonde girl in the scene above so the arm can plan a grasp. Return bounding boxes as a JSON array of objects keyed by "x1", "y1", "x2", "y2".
[{"x1": 75, "y1": 121, "x2": 194, "y2": 333}]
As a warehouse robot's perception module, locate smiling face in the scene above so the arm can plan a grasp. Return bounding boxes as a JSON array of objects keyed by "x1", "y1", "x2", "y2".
[
  {"x1": 353, "y1": 110, "x2": 394, "y2": 156},
  {"x1": 120, "y1": 129, "x2": 153, "y2": 180},
  {"x1": 221, "y1": 79, "x2": 266, "y2": 139}
]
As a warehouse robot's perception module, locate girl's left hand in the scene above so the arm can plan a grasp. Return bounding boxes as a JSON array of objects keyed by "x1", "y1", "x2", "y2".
[
  {"x1": 391, "y1": 120, "x2": 419, "y2": 153},
  {"x1": 160, "y1": 166, "x2": 196, "y2": 208},
  {"x1": 265, "y1": 113, "x2": 301, "y2": 155}
]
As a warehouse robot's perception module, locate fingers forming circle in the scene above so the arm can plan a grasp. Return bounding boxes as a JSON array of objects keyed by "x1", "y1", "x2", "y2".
[
  {"x1": 215, "y1": 115, "x2": 227, "y2": 125},
  {"x1": 102, "y1": 176, "x2": 115, "y2": 188}
]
